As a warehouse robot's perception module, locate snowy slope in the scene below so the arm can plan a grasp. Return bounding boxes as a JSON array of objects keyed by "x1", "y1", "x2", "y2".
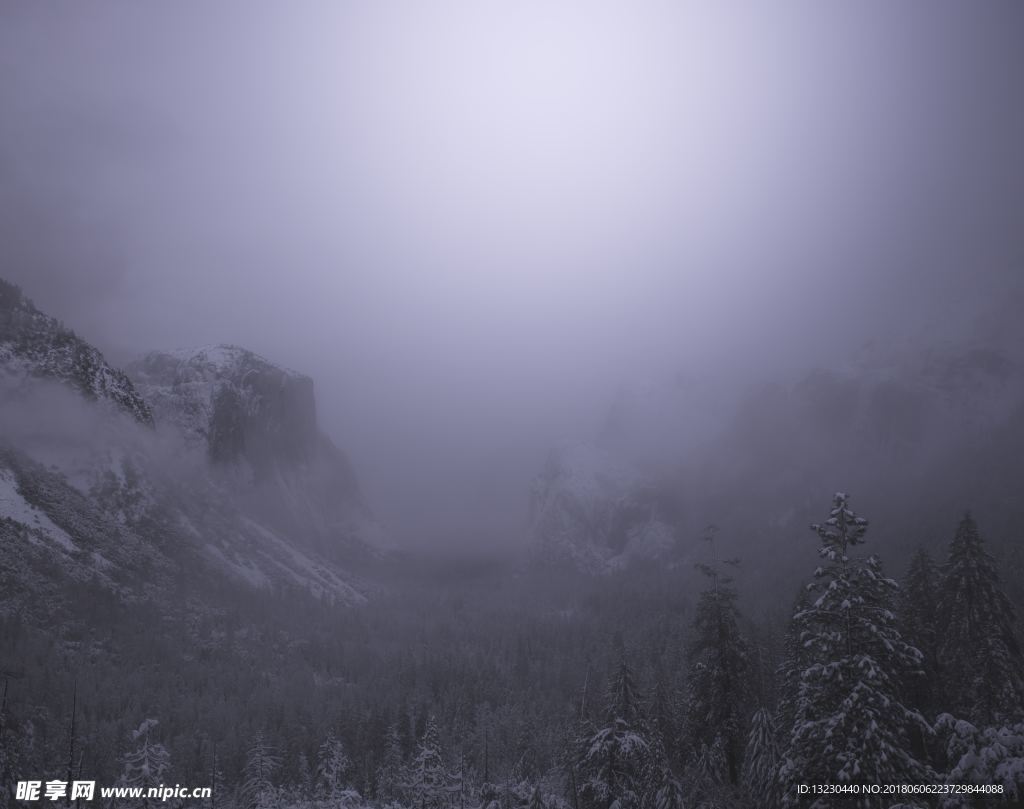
[{"x1": 0, "y1": 466, "x2": 77, "y2": 552}]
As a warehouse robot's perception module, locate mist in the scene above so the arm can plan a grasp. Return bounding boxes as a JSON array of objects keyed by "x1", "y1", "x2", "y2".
[
  {"x1": 5, "y1": 5, "x2": 1024, "y2": 806},
  {"x1": 2, "y1": 1, "x2": 1023, "y2": 546}
]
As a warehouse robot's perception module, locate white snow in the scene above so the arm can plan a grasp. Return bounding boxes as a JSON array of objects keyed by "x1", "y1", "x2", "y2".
[
  {"x1": 0, "y1": 467, "x2": 77, "y2": 551},
  {"x1": 161, "y1": 345, "x2": 303, "y2": 378}
]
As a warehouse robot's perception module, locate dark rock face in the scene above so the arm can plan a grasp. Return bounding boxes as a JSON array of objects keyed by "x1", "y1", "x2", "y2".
[
  {"x1": 128, "y1": 345, "x2": 319, "y2": 471},
  {"x1": 0, "y1": 279, "x2": 153, "y2": 426},
  {"x1": 209, "y1": 385, "x2": 246, "y2": 463},
  {"x1": 127, "y1": 345, "x2": 380, "y2": 561}
]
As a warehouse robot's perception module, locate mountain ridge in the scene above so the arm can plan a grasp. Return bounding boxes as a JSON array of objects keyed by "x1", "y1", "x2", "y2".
[
  {"x1": 0, "y1": 277, "x2": 382, "y2": 610},
  {"x1": 0, "y1": 278, "x2": 153, "y2": 426}
]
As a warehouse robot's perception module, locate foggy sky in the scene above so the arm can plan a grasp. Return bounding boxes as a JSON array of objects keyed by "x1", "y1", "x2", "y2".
[{"x1": 2, "y1": 2, "x2": 1022, "y2": 545}]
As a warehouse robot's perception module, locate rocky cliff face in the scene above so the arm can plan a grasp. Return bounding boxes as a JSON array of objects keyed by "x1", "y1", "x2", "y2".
[
  {"x1": 127, "y1": 345, "x2": 383, "y2": 561},
  {"x1": 0, "y1": 278, "x2": 382, "y2": 609},
  {"x1": 128, "y1": 346, "x2": 319, "y2": 468}
]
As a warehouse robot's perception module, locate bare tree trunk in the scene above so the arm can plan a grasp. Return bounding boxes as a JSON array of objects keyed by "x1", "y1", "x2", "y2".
[
  {"x1": 65, "y1": 681, "x2": 78, "y2": 807},
  {"x1": 211, "y1": 741, "x2": 218, "y2": 809}
]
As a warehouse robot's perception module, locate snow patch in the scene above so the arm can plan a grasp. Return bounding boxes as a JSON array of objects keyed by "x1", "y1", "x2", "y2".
[{"x1": 0, "y1": 467, "x2": 77, "y2": 551}]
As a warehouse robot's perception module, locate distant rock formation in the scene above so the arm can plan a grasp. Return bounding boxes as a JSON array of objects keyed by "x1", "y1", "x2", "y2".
[{"x1": 530, "y1": 443, "x2": 678, "y2": 574}]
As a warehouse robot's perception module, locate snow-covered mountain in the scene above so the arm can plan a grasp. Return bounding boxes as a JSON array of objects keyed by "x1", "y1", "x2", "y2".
[{"x1": 0, "y1": 278, "x2": 383, "y2": 609}]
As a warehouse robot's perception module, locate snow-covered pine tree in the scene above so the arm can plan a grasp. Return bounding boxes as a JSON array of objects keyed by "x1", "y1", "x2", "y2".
[
  {"x1": 576, "y1": 646, "x2": 650, "y2": 809},
  {"x1": 899, "y1": 548, "x2": 940, "y2": 719},
  {"x1": 641, "y1": 727, "x2": 685, "y2": 809},
  {"x1": 652, "y1": 776, "x2": 686, "y2": 809},
  {"x1": 933, "y1": 714, "x2": 1024, "y2": 806},
  {"x1": 405, "y1": 714, "x2": 453, "y2": 809},
  {"x1": 315, "y1": 732, "x2": 351, "y2": 800},
  {"x1": 777, "y1": 493, "x2": 931, "y2": 808},
  {"x1": 375, "y1": 723, "x2": 406, "y2": 803},
  {"x1": 476, "y1": 779, "x2": 500, "y2": 809},
  {"x1": 295, "y1": 752, "x2": 313, "y2": 801},
  {"x1": 238, "y1": 733, "x2": 280, "y2": 809},
  {"x1": 119, "y1": 719, "x2": 171, "y2": 809},
  {"x1": 741, "y1": 707, "x2": 780, "y2": 809},
  {"x1": 683, "y1": 525, "x2": 750, "y2": 786},
  {"x1": 648, "y1": 670, "x2": 681, "y2": 774},
  {"x1": 205, "y1": 742, "x2": 226, "y2": 809},
  {"x1": 774, "y1": 589, "x2": 809, "y2": 744},
  {"x1": 935, "y1": 513, "x2": 1024, "y2": 726},
  {"x1": 687, "y1": 740, "x2": 728, "y2": 808}
]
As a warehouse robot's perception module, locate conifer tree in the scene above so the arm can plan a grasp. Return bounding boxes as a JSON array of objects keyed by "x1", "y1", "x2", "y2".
[
  {"x1": 641, "y1": 729, "x2": 685, "y2": 809},
  {"x1": 777, "y1": 493, "x2": 931, "y2": 807},
  {"x1": 119, "y1": 719, "x2": 171, "y2": 809},
  {"x1": 295, "y1": 752, "x2": 312, "y2": 801},
  {"x1": 577, "y1": 646, "x2": 650, "y2": 809},
  {"x1": 899, "y1": 548, "x2": 940, "y2": 718},
  {"x1": 774, "y1": 589, "x2": 810, "y2": 741},
  {"x1": 477, "y1": 779, "x2": 500, "y2": 809},
  {"x1": 683, "y1": 525, "x2": 750, "y2": 786},
  {"x1": 315, "y1": 733, "x2": 350, "y2": 799},
  {"x1": 742, "y1": 708, "x2": 780, "y2": 809},
  {"x1": 206, "y1": 742, "x2": 226, "y2": 809},
  {"x1": 652, "y1": 775, "x2": 686, "y2": 809},
  {"x1": 687, "y1": 740, "x2": 726, "y2": 807},
  {"x1": 935, "y1": 514, "x2": 1024, "y2": 725},
  {"x1": 933, "y1": 714, "x2": 1024, "y2": 802},
  {"x1": 375, "y1": 723, "x2": 406, "y2": 803},
  {"x1": 405, "y1": 715, "x2": 453, "y2": 809},
  {"x1": 238, "y1": 733, "x2": 280, "y2": 809},
  {"x1": 648, "y1": 670, "x2": 680, "y2": 773}
]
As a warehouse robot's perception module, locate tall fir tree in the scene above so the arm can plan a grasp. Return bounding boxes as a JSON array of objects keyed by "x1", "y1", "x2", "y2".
[
  {"x1": 774, "y1": 589, "x2": 810, "y2": 742},
  {"x1": 205, "y1": 742, "x2": 226, "y2": 809},
  {"x1": 238, "y1": 733, "x2": 280, "y2": 809},
  {"x1": 405, "y1": 715, "x2": 453, "y2": 809},
  {"x1": 641, "y1": 728, "x2": 685, "y2": 809},
  {"x1": 315, "y1": 732, "x2": 351, "y2": 799},
  {"x1": 777, "y1": 493, "x2": 931, "y2": 807},
  {"x1": 935, "y1": 513, "x2": 1024, "y2": 726},
  {"x1": 648, "y1": 669, "x2": 681, "y2": 774},
  {"x1": 577, "y1": 645, "x2": 650, "y2": 809},
  {"x1": 683, "y1": 525, "x2": 750, "y2": 786},
  {"x1": 742, "y1": 708, "x2": 780, "y2": 809},
  {"x1": 119, "y1": 719, "x2": 171, "y2": 809},
  {"x1": 375, "y1": 723, "x2": 406, "y2": 803},
  {"x1": 899, "y1": 549, "x2": 940, "y2": 717}
]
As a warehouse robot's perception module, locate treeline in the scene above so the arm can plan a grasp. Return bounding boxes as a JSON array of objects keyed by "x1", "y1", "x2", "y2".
[{"x1": 2, "y1": 495, "x2": 1023, "y2": 808}]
